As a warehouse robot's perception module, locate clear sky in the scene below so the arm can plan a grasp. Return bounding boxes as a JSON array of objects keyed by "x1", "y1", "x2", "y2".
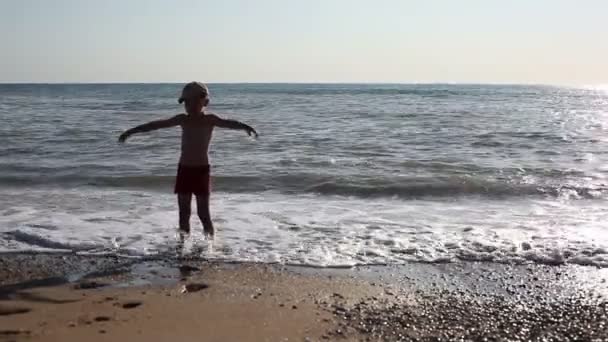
[{"x1": 1, "y1": 0, "x2": 607, "y2": 84}]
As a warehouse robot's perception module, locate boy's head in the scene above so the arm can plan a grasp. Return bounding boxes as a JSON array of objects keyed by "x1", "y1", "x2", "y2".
[{"x1": 178, "y1": 81, "x2": 209, "y2": 114}]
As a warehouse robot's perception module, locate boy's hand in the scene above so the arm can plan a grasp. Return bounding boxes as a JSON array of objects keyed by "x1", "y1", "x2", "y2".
[
  {"x1": 118, "y1": 131, "x2": 130, "y2": 143},
  {"x1": 245, "y1": 126, "x2": 258, "y2": 138}
]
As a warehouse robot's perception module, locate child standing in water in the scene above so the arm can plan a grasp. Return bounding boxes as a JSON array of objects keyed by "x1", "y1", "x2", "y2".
[{"x1": 118, "y1": 82, "x2": 257, "y2": 238}]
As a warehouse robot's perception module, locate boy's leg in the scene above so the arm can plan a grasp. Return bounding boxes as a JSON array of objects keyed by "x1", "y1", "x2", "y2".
[
  {"x1": 177, "y1": 193, "x2": 192, "y2": 233},
  {"x1": 195, "y1": 194, "x2": 215, "y2": 237}
]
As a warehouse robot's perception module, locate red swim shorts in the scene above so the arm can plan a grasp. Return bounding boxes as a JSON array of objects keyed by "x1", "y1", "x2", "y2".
[{"x1": 174, "y1": 164, "x2": 211, "y2": 195}]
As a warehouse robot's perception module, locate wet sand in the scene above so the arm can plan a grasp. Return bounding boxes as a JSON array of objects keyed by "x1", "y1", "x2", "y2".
[{"x1": 1, "y1": 253, "x2": 608, "y2": 341}]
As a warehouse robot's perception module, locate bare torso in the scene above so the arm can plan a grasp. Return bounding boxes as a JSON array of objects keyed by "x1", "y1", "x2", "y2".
[{"x1": 179, "y1": 114, "x2": 214, "y2": 166}]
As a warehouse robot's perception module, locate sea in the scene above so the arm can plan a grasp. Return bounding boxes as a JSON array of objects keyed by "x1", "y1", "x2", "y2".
[{"x1": 1, "y1": 83, "x2": 607, "y2": 268}]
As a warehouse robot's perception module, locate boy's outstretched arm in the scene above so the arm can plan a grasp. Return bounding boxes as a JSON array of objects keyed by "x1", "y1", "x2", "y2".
[
  {"x1": 210, "y1": 114, "x2": 258, "y2": 138},
  {"x1": 118, "y1": 114, "x2": 185, "y2": 143}
]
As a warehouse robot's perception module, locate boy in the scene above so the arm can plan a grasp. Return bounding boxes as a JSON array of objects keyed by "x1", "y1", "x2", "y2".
[{"x1": 118, "y1": 82, "x2": 257, "y2": 238}]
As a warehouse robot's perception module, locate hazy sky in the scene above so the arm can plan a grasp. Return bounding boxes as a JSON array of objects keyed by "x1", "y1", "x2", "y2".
[{"x1": 2, "y1": 0, "x2": 607, "y2": 84}]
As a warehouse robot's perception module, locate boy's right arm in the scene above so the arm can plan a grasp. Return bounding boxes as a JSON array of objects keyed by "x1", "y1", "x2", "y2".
[{"x1": 119, "y1": 114, "x2": 185, "y2": 143}]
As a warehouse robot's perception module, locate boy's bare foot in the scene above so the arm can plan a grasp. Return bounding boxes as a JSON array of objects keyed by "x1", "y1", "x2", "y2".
[{"x1": 177, "y1": 228, "x2": 190, "y2": 245}]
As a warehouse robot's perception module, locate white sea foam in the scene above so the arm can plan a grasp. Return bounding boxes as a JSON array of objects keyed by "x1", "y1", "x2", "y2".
[{"x1": 1, "y1": 188, "x2": 607, "y2": 268}]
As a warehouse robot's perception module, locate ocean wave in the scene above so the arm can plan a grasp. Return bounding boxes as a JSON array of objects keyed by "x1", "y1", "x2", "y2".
[
  {"x1": 0, "y1": 173, "x2": 603, "y2": 200},
  {"x1": 2, "y1": 230, "x2": 98, "y2": 252},
  {"x1": 2, "y1": 231, "x2": 607, "y2": 268}
]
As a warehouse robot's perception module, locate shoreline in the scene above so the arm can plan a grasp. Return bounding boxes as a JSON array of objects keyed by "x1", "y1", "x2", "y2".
[{"x1": 1, "y1": 252, "x2": 608, "y2": 341}]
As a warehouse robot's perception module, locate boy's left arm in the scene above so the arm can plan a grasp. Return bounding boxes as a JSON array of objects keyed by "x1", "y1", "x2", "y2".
[{"x1": 209, "y1": 114, "x2": 258, "y2": 138}]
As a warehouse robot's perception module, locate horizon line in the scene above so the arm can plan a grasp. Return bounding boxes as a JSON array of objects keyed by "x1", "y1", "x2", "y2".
[{"x1": 0, "y1": 81, "x2": 585, "y2": 87}]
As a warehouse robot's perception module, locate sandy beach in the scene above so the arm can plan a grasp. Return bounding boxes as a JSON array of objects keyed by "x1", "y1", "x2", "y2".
[{"x1": 1, "y1": 253, "x2": 607, "y2": 341}]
